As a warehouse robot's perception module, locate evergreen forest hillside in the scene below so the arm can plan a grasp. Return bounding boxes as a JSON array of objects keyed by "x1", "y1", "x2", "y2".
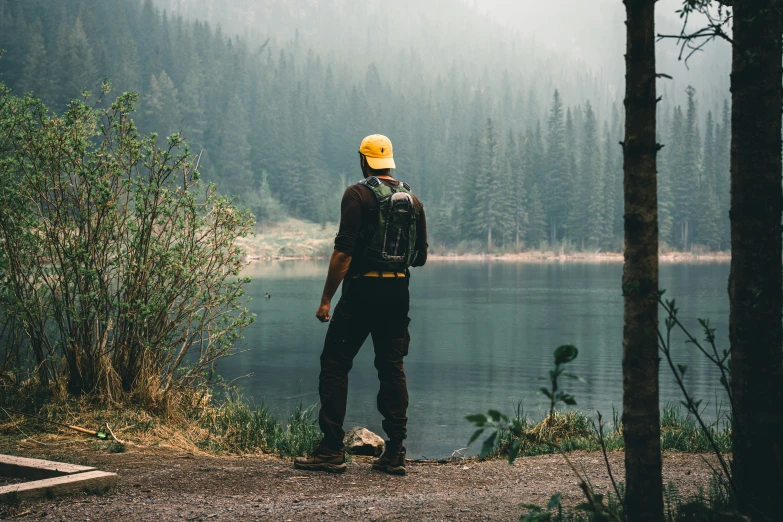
[{"x1": 0, "y1": 0, "x2": 730, "y2": 252}]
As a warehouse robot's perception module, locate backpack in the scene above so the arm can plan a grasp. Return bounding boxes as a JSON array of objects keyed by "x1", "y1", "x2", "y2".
[{"x1": 357, "y1": 176, "x2": 419, "y2": 272}]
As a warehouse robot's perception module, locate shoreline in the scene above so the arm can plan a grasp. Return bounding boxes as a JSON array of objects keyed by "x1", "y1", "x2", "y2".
[
  {"x1": 242, "y1": 251, "x2": 732, "y2": 264},
  {"x1": 0, "y1": 442, "x2": 718, "y2": 521},
  {"x1": 237, "y1": 220, "x2": 731, "y2": 264}
]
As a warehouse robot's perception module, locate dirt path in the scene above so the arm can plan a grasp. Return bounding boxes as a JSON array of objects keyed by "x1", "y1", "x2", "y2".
[{"x1": 0, "y1": 444, "x2": 716, "y2": 521}]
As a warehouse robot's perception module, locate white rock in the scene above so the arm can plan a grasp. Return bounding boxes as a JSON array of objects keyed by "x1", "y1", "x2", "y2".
[{"x1": 344, "y1": 427, "x2": 384, "y2": 456}]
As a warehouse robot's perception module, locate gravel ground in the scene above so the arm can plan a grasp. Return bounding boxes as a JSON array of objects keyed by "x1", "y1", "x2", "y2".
[{"x1": 0, "y1": 443, "x2": 717, "y2": 521}]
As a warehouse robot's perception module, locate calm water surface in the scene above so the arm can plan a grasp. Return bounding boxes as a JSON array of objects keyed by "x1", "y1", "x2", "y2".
[{"x1": 225, "y1": 261, "x2": 730, "y2": 458}]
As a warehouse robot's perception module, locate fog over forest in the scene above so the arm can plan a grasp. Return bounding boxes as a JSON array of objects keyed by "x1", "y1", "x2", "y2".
[{"x1": 0, "y1": 0, "x2": 732, "y2": 252}]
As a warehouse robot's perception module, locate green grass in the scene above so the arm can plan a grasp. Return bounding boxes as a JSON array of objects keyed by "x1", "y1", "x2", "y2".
[
  {"x1": 196, "y1": 399, "x2": 731, "y2": 459},
  {"x1": 195, "y1": 400, "x2": 320, "y2": 456},
  {"x1": 495, "y1": 403, "x2": 731, "y2": 459}
]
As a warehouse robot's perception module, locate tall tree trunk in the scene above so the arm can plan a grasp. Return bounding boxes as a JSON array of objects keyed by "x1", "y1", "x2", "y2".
[
  {"x1": 487, "y1": 225, "x2": 493, "y2": 252},
  {"x1": 622, "y1": 0, "x2": 664, "y2": 520},
  {"x1": 729, "y1": 2, "x2": 783, "y2": 518}
]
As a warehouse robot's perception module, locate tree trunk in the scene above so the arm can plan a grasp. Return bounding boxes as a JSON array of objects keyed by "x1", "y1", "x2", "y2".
[
  {"x1": 729, "y1": 2, "x2": 783, "y2": 518},
  {"x1": 622, "y1": 0, "x2": 664, "y2": 520},
  {"x1": 487, "y1": 225, "x2": 493, "y2": 252}
]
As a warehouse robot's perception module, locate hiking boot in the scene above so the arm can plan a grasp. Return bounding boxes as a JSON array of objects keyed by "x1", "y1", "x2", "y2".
[
  {"x1": 293, "y1": 442, "x2": 347, "y2": 473},
  {"x1": 372, "y1": 443, "x2": 406, "y2": 476}
]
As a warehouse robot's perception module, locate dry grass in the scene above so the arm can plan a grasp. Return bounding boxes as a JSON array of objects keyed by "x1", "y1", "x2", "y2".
[
  {"x1": 0, "y1": 393, "x2": 319, "y2": 458},
  {"x1": 494, "y1": 405, "x2": 731, "y2": 459}
]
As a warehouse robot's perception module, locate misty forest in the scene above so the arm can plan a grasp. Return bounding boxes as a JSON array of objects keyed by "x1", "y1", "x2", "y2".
[
  {"x1": 0, "y1": 0, "x2": 731, "y2": 252},
  {"x1": 1, "y1": 0, "x2": 782, "y2": 521}
]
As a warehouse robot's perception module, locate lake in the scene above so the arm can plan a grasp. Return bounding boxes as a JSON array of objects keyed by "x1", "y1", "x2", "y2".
[{"x1": 226, "y1": 261, "x2": 731, "y2": 458}]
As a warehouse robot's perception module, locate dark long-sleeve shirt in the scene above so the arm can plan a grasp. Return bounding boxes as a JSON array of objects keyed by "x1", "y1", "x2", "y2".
[{"x1": 334, "y1": 178, "x2": 428, "y2": 273}]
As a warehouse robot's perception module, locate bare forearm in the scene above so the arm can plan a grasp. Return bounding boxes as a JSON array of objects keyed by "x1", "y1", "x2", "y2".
[{"x1": 321, "y1": 250, "x2": 352, "y2": 304}]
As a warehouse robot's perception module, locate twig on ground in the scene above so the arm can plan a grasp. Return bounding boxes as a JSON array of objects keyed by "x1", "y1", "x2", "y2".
[
  {"x1": 451, "y1": 447, "x2": 468, "y2": 459},
  {"x1": 106, "y1": 423, "x2": 124, "y2": 444}
]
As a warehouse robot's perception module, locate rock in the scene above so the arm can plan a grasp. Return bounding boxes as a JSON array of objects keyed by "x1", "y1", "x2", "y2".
[{"x1": 344, "y1": 427, "x2": 384, "y2": 456}]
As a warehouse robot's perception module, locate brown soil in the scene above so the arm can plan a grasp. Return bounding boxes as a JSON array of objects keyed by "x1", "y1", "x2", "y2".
[{"x1": 0, "y1": 442, "x2": 718, "y2": 521}]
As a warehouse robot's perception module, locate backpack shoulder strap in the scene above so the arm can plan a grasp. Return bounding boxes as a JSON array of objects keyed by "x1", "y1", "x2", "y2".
[{"x1": 357, "y1": 176, "x2": 395, "y2": 199}]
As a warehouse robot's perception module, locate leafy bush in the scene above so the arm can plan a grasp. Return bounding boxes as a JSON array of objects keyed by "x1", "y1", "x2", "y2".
[{"x1": 0, "y1": 80, "x2": 254, "y2": 409}]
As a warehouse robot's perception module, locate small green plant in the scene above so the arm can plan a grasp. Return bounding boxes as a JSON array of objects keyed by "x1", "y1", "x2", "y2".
[
  {"x1": 521, "y1": 493, "x2": 564, "y2": 521},
  {"x1": 466, "y1": 408, "x2": 526, "y2": 461},
  {"x1": 658, "y1": 294, "x2": 736, "y2": 498},
  {"x1": 540, "y1": 345, "x2": 583, "y2": 425},
  {"x1": 467, "y1": 345, "x2": 585, "y2": 461}
]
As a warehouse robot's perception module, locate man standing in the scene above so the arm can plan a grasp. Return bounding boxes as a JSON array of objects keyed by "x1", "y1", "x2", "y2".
[{"x1": 294, "y1": 134, "x2": 428, "y2": 475}]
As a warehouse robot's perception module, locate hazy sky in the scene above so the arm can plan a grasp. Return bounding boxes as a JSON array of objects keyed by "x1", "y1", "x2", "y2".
[
  {"x1": 471, "y1": 0, "x2": 730, "y2": 90},
  {"x1": 159, "y1": 0, "x2": 731, "y2": 107}
]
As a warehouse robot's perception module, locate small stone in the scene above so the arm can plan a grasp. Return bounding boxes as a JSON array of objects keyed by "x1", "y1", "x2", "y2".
[{"x1": 344, "y1": 427, "x2": 385, "y2": 456}]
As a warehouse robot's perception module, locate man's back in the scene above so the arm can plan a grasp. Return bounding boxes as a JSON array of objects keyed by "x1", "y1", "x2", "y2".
[{"x1": 335, "y1": 177, "x2": 428, "y2": 281}]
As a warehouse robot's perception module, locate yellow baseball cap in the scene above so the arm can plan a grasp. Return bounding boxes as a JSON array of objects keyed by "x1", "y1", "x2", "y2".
[{"x1": 359, "y1": 134, "x2": 396, "y2": 170}]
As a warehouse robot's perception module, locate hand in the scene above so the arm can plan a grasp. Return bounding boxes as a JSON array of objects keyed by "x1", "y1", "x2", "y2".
[{"x1": 316, "y1": 300, "x2": 331, "y2": 323}]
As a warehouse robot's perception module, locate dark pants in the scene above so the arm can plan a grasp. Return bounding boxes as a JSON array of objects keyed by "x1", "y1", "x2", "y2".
[{"x1": 318, "y1": 277, "x2": 411, "y2": 448}]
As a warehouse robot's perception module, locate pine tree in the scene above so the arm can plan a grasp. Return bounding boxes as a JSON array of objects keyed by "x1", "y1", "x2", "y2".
[
  {"x1": 671, "y1": 86, "x2": 701, "y2": 251},
  {"x1": 606, "y1": 104, "x2": 624, "y2": 248},
  {"x1": 179, "y1": 56, "x2": 207, "y2": 149},
  {"x1": 716, "y1": 100, "x2": 731, "y2": 248},
  {"x1": 461, "y1": 133, "x2": 483, "y2": 243},
  {"x1": 508, "y1": 131, "x2": 528, "y2": 251},
  {"x1": 18, "y1": 31, "x2": 50, "y2": 100},
  {"x1": 597, "y1": 121, "x2": 617, "y2": 249},
  {"x1": 657, "y1": 103, "x2": 675, "y2": 247},
  {"x1": 563, "y1": 108, "x2": 579, "y2": 245},
  {"x1": 669, "y1": 105, "x2": 685, "y2": 248},
  {"x1": 212, "y1": 92, "x2": 253, "y2": 202},
  {"x1": 143, "y1": 70, "x2": 181, "y2": 138},
  {"x1": 545, "y1": 90, "x2": 568, "y2": 245},
  {"x1": 580, "y1": 103, "x2": 603, "y2": 249},
  {"x1": 528, "y1": 121, "x2": 545, "y2": 188},
  {"x1": 695, "y1": 111, "x2": 720, "y2": 249},
  {"x1": 50, "y1": 18, "x2": 99, "y2": 109},
  {"x1": 699, "y1": 187, "x2": 722, "y2": 250},
  {"x1": 113, "y1": 29, "x2": 141, "y2": 95},
  {"x1": 525, "y1": 183, "x2": 548, "y2": 248},
  {"x1": 574, "y1": 103, "x2": 600, "y2": 250},
  {"x1": 245, "y1": 171, "x2": 285, "y2": 225},
  {"x1": 473, "y1": 118, "x2": 504, "y2": 251}
]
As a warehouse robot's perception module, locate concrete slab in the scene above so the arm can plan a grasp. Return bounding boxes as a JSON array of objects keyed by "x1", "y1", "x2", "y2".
[
  {"x1": 0, "y1": 471, "x2": 117, "y2": 502},
  {"x1": 0, "y1": 455, "x2": 95, "y2": 479},
  {"x1": 0, "y1": 454, "x2": 117, "y2": 502}
]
